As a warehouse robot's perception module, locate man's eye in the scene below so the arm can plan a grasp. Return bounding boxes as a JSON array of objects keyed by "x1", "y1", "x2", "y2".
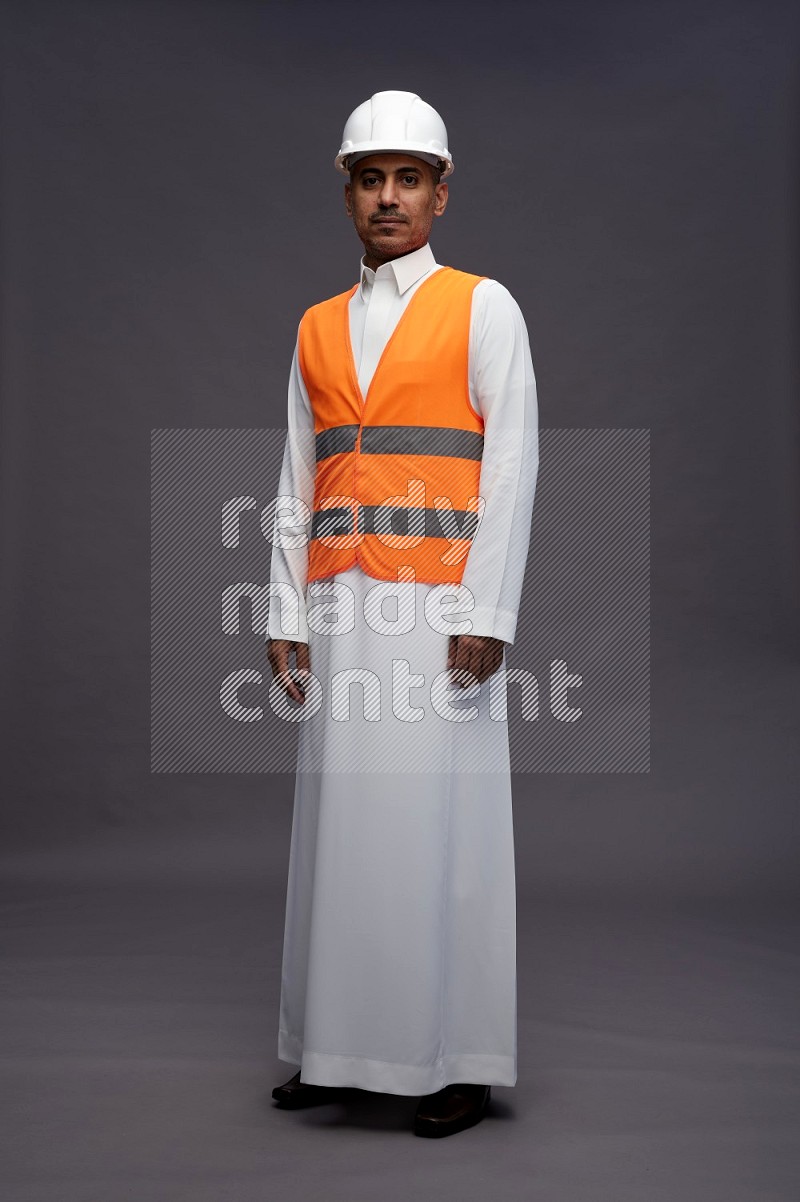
[{"x1": 403, "y1": 176, "x2": 418, "y2": 184}]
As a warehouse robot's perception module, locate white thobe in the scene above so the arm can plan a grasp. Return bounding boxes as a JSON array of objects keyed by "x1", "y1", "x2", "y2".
[{"x1": 269, "y1": 242, "x2": 539, "y2": 1094}]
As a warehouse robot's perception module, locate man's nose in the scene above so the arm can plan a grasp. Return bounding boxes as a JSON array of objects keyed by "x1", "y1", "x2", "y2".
[{"x1": 377, "y1": 178, "x2": 399, "y2": 207}]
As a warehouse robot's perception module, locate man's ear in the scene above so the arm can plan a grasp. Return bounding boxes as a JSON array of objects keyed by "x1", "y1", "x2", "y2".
[
  {"x1": 344, "y1": 181, "x2": 352, "y2": 217},
  {"x1": 433, "y1": 181, "x2": 449, "y2": 217}
]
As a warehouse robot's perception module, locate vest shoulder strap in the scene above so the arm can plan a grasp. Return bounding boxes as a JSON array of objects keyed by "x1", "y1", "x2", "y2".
[{"x1": 301, "y1": 283, "x2": 358, "y2": 326}]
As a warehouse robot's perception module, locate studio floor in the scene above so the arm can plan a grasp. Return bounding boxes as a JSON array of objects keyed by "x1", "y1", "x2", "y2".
[{"x1": 1, "y1": 818, "x2": 797, "y2": 1202}]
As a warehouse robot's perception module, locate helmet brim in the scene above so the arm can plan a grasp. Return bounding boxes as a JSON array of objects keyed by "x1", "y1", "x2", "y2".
[{"x1": 334, "y1": 143, "x2": 454, "y2": 178}]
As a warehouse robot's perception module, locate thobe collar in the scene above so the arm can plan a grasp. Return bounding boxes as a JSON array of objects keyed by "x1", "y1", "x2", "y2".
[{"x1": 358, "y1": 242, "x2": 437, "y2": 301}]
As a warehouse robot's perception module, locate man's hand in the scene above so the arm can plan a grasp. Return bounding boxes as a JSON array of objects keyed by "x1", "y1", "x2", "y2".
[
  {"x1": 446, "y1": 634, "x2": 505, "y2": 688},
  {"x1": 267, "y1": 639, "x2": 311, "y2": 705}
]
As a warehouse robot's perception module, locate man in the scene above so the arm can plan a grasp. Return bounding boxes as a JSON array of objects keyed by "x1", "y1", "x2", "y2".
[{"x1": 266, "y1": 90, "x2": 539, "y2": 1138}]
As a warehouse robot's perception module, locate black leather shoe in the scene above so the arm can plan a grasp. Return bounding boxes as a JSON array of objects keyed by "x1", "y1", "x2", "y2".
[
  {"x1": 271, "y1": 1070, "x2": 346, "y2": 1109},
  {"x1": 413, "y1": 1083, "x2": 491, "y2": 1137}
]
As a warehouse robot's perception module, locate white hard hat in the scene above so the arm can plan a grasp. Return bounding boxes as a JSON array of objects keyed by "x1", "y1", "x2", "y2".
[{"x1": 335, "y1": 90, "x2": 454, "y2": 178}]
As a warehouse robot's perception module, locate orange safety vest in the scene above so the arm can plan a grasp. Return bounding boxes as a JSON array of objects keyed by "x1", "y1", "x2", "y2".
[{"x1": 298, "y1": 265, "x2": 487, "y2": 586}]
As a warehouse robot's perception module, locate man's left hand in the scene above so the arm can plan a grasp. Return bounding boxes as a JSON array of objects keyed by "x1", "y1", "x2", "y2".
[{"x1": 446, "y1": 634, "x2": 506, "y2": 687}]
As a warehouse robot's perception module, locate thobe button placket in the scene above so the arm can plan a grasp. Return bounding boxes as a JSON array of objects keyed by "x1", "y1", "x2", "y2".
[{"x1": 358, "y1": 273, "x2": 397, "y2": 394}]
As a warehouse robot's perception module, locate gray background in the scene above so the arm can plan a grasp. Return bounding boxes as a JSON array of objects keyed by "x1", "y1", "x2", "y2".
[{"x1": 1, "y1": 0, "x2": 798, "y2": 1198}]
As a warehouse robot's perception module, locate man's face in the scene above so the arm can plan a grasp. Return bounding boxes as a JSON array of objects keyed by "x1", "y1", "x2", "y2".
[{"x1": 344, "y1": 153, "x2": 448, "y2": 268}]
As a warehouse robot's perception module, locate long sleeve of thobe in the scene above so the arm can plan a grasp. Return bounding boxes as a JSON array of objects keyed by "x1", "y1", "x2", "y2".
[
  {"x1": 267, "y1": 331, "x2": 316, "y2": 642},
  {"x1": 458, "y1": 279, "x2": 539, "y2": 646}
]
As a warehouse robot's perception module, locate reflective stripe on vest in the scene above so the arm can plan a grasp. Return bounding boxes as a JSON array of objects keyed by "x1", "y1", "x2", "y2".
[
  {"x1": 316, "y1": 424, "x2": 484, "y2": 462},
  {"x1": 298, "y1": 265, "x2": 486, "y2": 585}
]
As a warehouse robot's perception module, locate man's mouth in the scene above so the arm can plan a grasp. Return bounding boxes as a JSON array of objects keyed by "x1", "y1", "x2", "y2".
[{"x1": 372, "y1": 216, "x2": 405, "y2": 224}]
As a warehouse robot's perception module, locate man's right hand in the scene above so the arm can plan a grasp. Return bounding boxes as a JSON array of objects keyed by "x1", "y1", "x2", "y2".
[{"x1": 267, "y1": 639, "x2": 311, "y2": 705}]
